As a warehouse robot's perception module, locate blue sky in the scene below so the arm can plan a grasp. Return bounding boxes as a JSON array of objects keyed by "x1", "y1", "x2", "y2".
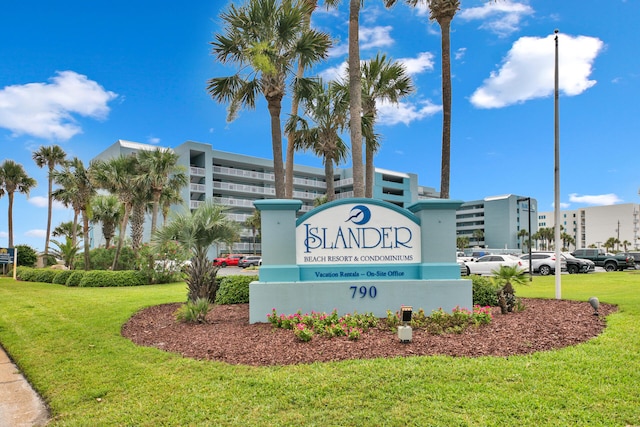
[{"x1": 1, "y1": 0, "x2": 639, "y2": 252}]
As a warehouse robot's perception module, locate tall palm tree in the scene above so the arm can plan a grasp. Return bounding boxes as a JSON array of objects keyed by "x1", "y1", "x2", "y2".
[
  {"x1": 91, "y1": 155, "x2": 140, "y2": 270},
  {"x1": 244, "y1": 209, "x2": 262, "y2": 255},
  {"x1": 153, "y1": 200, "x2": 239, "y2": 303},
  {"x1": 0, "y1": 160, "x2": 37, "y2": 248},
  {"x1": 159, "y1": 179, "x2": 185, "y2": 227},
  {"x1": 360, "y1": 53, "x2": 414, "y2": 197},
  {"x1": 208, "y1": 0, "x2": 331, "y2": 199},
  {"x1": 286, "y1": 79, "x2": 350, "y2": 201},
  {"x1": 136, "y1": 148, "x2": 187, "y2": 235},
  {"x1": 90, "y1": 194, "x2": 122, "y2": 249},
  {"x1": 52, "y1": 158, "x2": 95, "y2": 270},
  {"x1": 32, "y1": 145, "x2": 67, "y2": 258},
  {"x1": 285, "y1": 0, "x2": 319, "y2": 198},
  {"x1": 324, "y1": 0, "x2": 398, "y2": 198}
]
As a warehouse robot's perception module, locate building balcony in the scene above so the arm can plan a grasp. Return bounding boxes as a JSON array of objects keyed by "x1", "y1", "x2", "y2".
[
  {"x1": 213, "y1": 165, "x2": 274, "y2": 183},
  {"x1": 190, "y1": 166, "x2": 206, "y2": 176},
  {"x1": 190, "y1": 183, "x2": 206, "y2": 193}
]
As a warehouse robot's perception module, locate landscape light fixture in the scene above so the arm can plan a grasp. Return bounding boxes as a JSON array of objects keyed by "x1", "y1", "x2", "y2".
[
  {"x1": 589, "y1": 297, "x2": 600, "y2": 316},
  {"x1": 398, "y1": 306, "x2": 413, "y2": 343}
]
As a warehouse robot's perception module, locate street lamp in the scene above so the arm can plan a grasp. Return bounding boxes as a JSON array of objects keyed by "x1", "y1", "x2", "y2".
[{"x1": 517, "y1": 197, "x2": 533, "y2": 282}]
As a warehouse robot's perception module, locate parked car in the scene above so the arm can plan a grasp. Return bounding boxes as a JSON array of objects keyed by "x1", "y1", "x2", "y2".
[
  {"x1": 464, "y1": 254, "x2": 525, "y2": 276},
  {"x1": 519, "y1": 252, "x2": 567, "y2": 276},
  {"x1": 213, "y1": 254, "x2": 244, "y2": 267},
  {"x1": 627, "y1": 251, "x2": 640, "y2": 270},
  {"x1": 458, "y1": 260, "x2": 468, "y2": 276},
  {"x1": 562, "y1": 252, "x2": 595, "y2": 274},
  {"x1": 238, "y1": 255, "x2": 262, "y2": 268}
]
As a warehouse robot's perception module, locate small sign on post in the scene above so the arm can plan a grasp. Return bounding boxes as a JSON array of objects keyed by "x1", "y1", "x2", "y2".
[{"x1": 0, "y1": 248, "x2": 17, "y2": 280}]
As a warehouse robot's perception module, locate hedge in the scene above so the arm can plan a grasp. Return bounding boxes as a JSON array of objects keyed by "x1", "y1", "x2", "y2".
[
  {"x1": 215, "y1": 274, "x2": 258, "y2": 305},
  {"x1": 78, "y1": 270, "x2": 148, "y2": 287}
]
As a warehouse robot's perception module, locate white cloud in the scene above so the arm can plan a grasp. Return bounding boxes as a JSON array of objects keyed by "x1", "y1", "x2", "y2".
[
  {"x1": 377, "y1": 99, "x2": 441, "y2": 126},
  {"x1": 28, "y1": 196, "x2": 66, "y2": 209},
  {"x1": 470, "y1": 33, "x2": 604, "y2": 109},
  {"x1": 459, "y1": 0, "x2": 534, "y2": 37},
  {"x1": 0, "y1": 71, "x2": 118, "y2": 141},
  {"x1": 568, "y1": 193, "x2": 622, "y2": 206},
  {"x1": 455, "y1": 48, "x2": 467, "y2": 61},
  {"x1": 147, "y1": 136, "x2": 161, "y2": 145},
  {"x1": 329, "y1": 25, "x2": 394, "y2": 57},
  {"x1": 398, "y1": 52, "x2": 435, "y2": 75},
  {"x1": 25, "y1": 229, "x2": 47, "y2": 238},
  {"x1": 0, "y1": 231, "x2": 7, "y2": 239}
]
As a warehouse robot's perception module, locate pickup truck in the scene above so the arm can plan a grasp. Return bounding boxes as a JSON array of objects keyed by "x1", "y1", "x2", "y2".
[{"x1": 571, "y1": 248, "x2": 635, "y2": 272}]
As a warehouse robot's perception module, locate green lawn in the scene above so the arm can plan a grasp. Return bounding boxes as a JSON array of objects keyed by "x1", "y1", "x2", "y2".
[{"x1": 1, "y1": 273, "x2": 639, "y2": 426}]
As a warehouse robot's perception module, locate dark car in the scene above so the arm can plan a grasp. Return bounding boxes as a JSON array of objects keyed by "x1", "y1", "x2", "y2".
[
  {"x1": 627, "y1": 252, "x2": 640, "y2": 270},
  {"x1": 562, "y1": 252, "x2": 595, "y2": 274},
  {"x1": 238, "y1": 255, "x2": 262, "y2": 268}
]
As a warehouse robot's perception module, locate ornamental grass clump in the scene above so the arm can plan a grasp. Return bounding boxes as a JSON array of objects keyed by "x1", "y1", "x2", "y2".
[
  {"x1": 267, "y1": 309, "x2": 376, "y2": 342},
  {"x1": 175, "y1": 297, "x2": 210, "y2": 324}
]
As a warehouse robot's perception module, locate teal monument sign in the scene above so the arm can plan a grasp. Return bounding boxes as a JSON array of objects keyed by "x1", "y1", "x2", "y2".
[{"x1": 249, "y1": 198, "x2": 471, "y2": 323}]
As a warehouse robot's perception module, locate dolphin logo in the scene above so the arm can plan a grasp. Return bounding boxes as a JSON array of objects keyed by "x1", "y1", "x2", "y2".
[{"x1": 346, "y1": 205, "x2": 371, "y2": 225}]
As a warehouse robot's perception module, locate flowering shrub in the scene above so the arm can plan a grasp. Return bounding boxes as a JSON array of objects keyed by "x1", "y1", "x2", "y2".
[
  {"x1": 267, "y1": 309, "x2": 377, "y2": 342},
  {"x1": 293, "y1": 323, "x2": 313, "y2": 342}
]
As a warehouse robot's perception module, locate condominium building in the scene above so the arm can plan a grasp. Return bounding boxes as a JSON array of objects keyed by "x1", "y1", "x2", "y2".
[
  {"x1": 539, "y1": 204, "x2": 640, "y2": 251},
  {"x1": 92, "y1": 140, "x2": 439, "y2": 254},
  {"x1": 456, "y1": 194, "x2": 538, "y2": 252}
]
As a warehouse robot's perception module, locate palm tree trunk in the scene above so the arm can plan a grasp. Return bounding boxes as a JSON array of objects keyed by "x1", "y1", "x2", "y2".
[
  {"x1": 365, "y1": 144, "x2": 374, "y2": 198},
  {"x1": 267, "y1": 98, "x2": 286, "y2": 199},
  {"x1": 82, "y1": 209, "x2": 91, "y2": 270},
  {"x1": 112, "y1": 203, "x2": 132, "y2": 270},
  {"x1": 348, "y1": 0, "x2": 364, "y2": 198},
  {"x1": 439, "y1": 16, "x2": 453, "y2": 199},
  {"x1": 325, "y1": 161, "x2": 335, "y2": 202},
  {"x1": 150, "y1": 191, "x2": 161, "y2": 235},
  {"x1": 7, "y1": 193, "x2": 14, "y2": 248},
  {"x1": 45, "y1": 173, "x2": 53, "y2": 257},
  {"x1": 285, "y1": 58, "x2": 305, "y2": 199}
]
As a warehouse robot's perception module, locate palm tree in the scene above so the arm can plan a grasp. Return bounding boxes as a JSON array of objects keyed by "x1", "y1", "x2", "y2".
[
  {"x1": 136, "y1": 148, "x2": 187, "y2": 235},
  {"x1": 517, "y1": 228, "x2": 529, "y2": 250},
  {"x1": 244, "y1": 210, "x2": 262, "y2": 255},
  {"x1": 159, "y1": 180, "x2": 185, "y2": 227},
  {"x1": 360, "y1": 53, "x2": 414, "y2": 197},
  {"x1": 91, "y1": 155, "x2": 140, "y2": 270},
  {"x1": 49, "y1": 237, "x2": 80, "y2": 268},
  {"x1": 493, "y1": 264, "x2": 527, "y2": 314},
  {"x1": 90, "y1": 194, "x2": 122, "y2": 249},
  {"x1": 472, "y1": 228, "x2": 484, "y2": 247},
  {"x1": 52, "y1": 158, "x2": 95, "y2": 270},
  {"x1": 52, "y1": 221, "x2": 83, "y2": 242},
  {"x1": 324, "y1": 0, "x2": 398, "y2": 198},
  {"x1": 456, "y1": 235, "x2": 469, "y2": 251},
  {"x1": 208, "y1": 0, "x2": 331, "y2": 199},
  {"x1": 285, "y1": 79, "x2": 350, "y2": 202},
  {"x1": 32, "y1": 145, "x2": 67, "y2": 258},
  {"x1": 285, "y1": 0, "x2": 319, "y2": 198},
  {"x1": 153, "y1": 200, "x2": 239, "y2": 303},
  {"x1": 0, "y1": 160, "x2": 37, "y2": 248}
]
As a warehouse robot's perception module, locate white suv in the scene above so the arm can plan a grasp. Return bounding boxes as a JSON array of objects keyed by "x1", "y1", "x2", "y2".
[{"x1": 519, "y1": 252, "x2": 567, "y2": 276}]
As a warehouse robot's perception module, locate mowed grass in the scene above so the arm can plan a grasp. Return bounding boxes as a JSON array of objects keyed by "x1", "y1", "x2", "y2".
[{"x1": 1, "y1": 272, "x2": 639, "y2": 426}]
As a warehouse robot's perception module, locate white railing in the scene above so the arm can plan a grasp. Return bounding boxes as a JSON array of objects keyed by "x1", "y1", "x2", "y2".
[
  {"x1": 212, "y1": 181, "x2": 276, "y2": 196},
  {"x1": 190, "y1": 166, "x2": 205, "y2": 176},
  {"x1": 190, "y1": 183, "x2": 206, "y2": 192},
  {"x1": 213, "y1": 165, "x2": 275, "y2": 182}
]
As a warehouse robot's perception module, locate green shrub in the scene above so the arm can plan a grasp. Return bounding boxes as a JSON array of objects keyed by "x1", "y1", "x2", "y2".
[
  {"x1": 31, "y1": 269, "x2": 58, "y2": 283},
  {"x1": 74, "y1": 247, "x2": 137, "y2": 271},
  {"x1": 472, "y1": 275, "x2": 500, "y2": 307},
  {"x1": 52, "y1": 270, "x2": 74, "y2": 285},
  {"x1": 15, "y1": 244, "x2": 37, "y2": 267},
  {"x1": 66, "y1": 271, "x2": 86, "y2": 287},
  {"x1": 16, "y1": 266, "x2": 36, "y2": 281},
  {"x1": 175, "y1": 298, "x2": 210, "y2": 323},
  {"x1": 78, "y1": 270, "x2": 148, "y2": 287},
  {"x1": 215, "y1": 274, "x2": 258, "y2": 305}
]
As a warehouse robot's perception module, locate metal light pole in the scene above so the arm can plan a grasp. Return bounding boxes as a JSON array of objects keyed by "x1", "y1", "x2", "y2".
[
  {"x1": 518, "y1": 197, "x2": 533, "y2": 282},
  {"x1": 554, "y1": 29, "x2": 562, "y2": 299}
]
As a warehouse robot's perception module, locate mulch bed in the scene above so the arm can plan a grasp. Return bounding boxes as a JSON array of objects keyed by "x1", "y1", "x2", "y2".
[{"x1": 121, "y1": 298, "x2": 617, "y2": 366}]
